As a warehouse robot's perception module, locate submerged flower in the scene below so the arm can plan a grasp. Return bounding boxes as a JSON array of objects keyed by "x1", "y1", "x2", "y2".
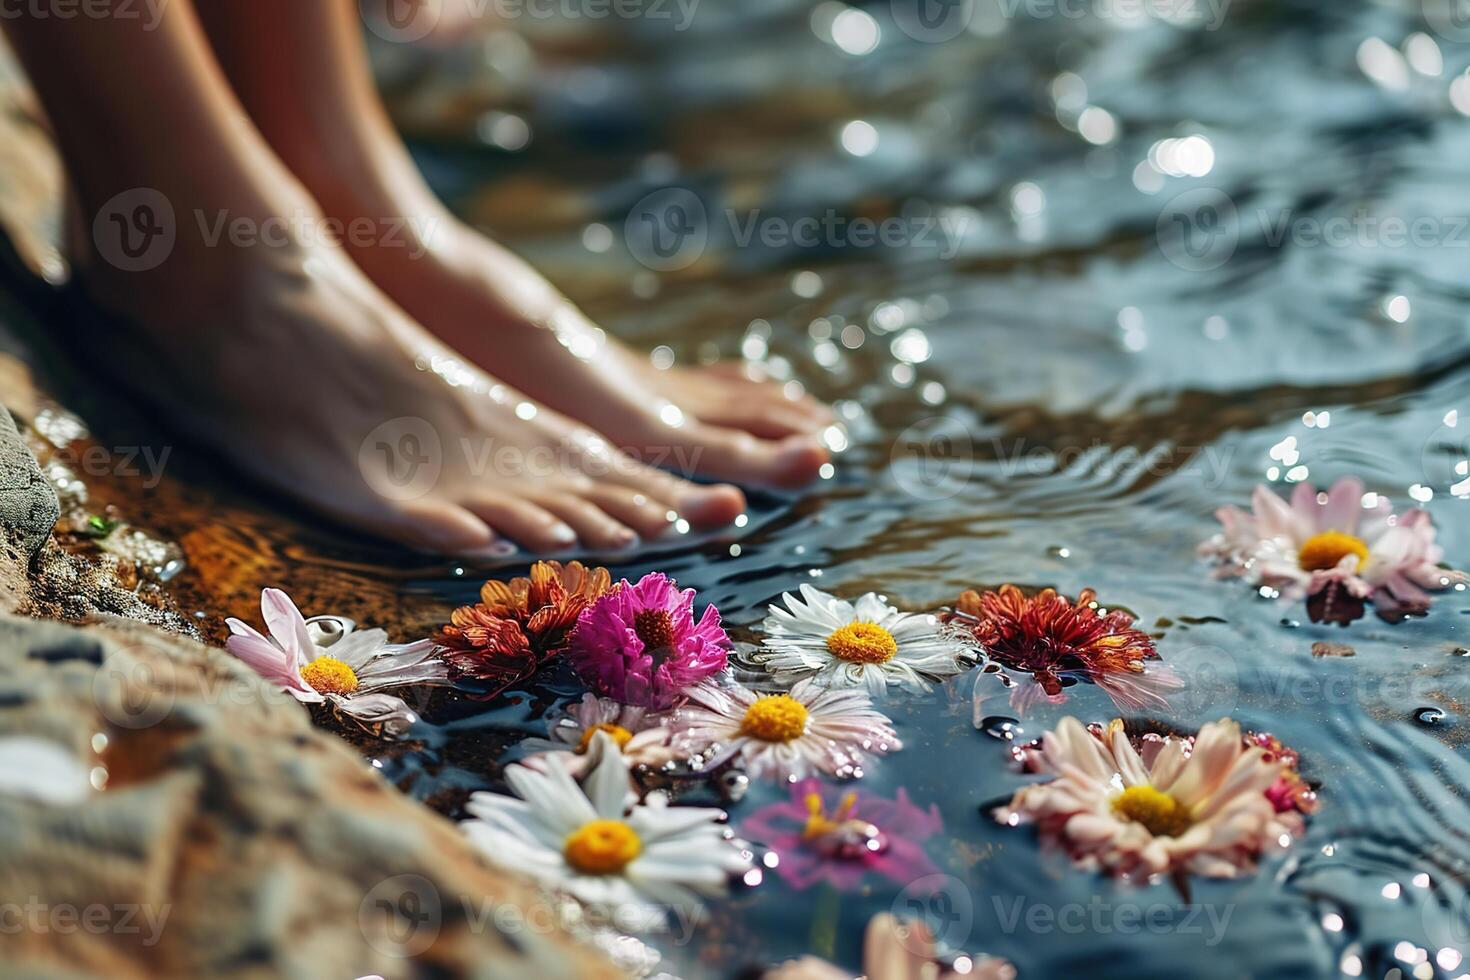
[
  {"x1": 519, "y1": 693, "x2": 678, "y2": 779},
  {"x1": 1199, "y1": 477, "x2": 1464, "y2": 624},
  {"x1": 742, "y1": 778, "x2": 941, "y2": 891},
  {"x1": 947, "y1": 585, "x2": 1177, "y2": 713},
  {"x1": 436, "y1": 560, "x2": 611, "y2": 697},
  {"x1": 227, "y1": 588, "x2": 446, "y2": 736},
  {"x1": 670, "y1": 678, "x2": 900, "y2": 782},
  {"x1": 995, "y1": 717, "x2": 1309, "y2": 879},
  {"x1": 461, "y1": 731, "x2": 751, "y2": 928},
  {"x1": 752, "y1": 585, "x2": 973, "y2": 694},
  {"x1": 569, "y1": 572, "x2": 730, "y2": 710},
  {"x1": 763, "y1": 913, "x2": 1015, "y2": 980}
]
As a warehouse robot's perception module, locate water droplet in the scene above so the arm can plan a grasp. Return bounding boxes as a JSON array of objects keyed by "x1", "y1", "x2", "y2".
[
  {"x1": 1280, "y1": 618, "x2": 1301, "y2": 629},
  {"x1": 1414, "y1": 707, "x2": 1448, "y2": 727},
  {"x1": 981, "y1": 716, "x2": 1023, "y2": 741}
]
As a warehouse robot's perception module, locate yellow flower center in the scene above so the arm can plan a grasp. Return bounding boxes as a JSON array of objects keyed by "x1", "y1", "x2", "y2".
[
  {"x1": 1111, "y1": 785, "x2": 1193, "y2": 838},
  {"x1": 563, "y1": 819, "x2": 641, "y2": 875},
  {"x1": 826, "y1": 622, "x2": 898, "y2": 664},
  {"x1": 577, "y1": 723, "x2": 634, "y2": 754},
  {"x1": 1297, "y1": 531, "x2": 1369, "y2": 572},
  {"x1": 802, "y1": 791, "x2": 859, "y2": 841},
  {"x1": 299, "y1": 656, "x2": 359, "y2": 696},
  {"x1": 740, "y1": 694, "x2": 809, "y2": 742}
]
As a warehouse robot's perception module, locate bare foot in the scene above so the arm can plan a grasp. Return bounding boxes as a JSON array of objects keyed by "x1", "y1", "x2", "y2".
[
  {"x1": 346, "y1": 217, "x2": 837, "y2": 490},
  {"x1": 74, "y1": 209, "x2": 746, "y2": 557}
]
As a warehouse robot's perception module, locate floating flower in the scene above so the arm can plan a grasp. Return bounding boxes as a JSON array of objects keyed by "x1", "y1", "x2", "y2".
[
  {"x1": 742, "y1": 778, "x2": 941, "y2": 891},
  {"x1": 762, "y1": 912, "x2": 1015, "y2": 980},
  {"x1": 994, "y1": 716, "x2": 1309, "y2": 879},
  {"x1": 569, "y1": 572, "x2": 730, "y2": 710},
  {"x1": 227, "y1": 588, "x2": 446, "y2": 737},
  {"x1": 946, "y1": 585, "x2": 1177, "y2": 713},
  {"x1": 670, "y1": 678, "x2": 900, "y2": 782},
  {"x1": 519, "y1": 693, "x2": 678, "y2": 779},
  {"x1": 461, "y1": 731, "x2": 751, "y2": 929},
  {"x1": 0, "y1": 737, "x2": 91, "y2": 805},
  {"x1": 1199, "y1": 477, "x2": 1464, "y2": 623},
  {"x1": 751, "y1": 585, "x2": 973, "y2": 694},
  {"x1": 436, "y1": 560, "x2": 611, "y2": 697}
]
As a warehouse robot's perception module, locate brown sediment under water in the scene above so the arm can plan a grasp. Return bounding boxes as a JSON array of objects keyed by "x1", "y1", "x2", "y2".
[{"x1": 8, "y1": 3, "x2": 1470, "y2": 976}]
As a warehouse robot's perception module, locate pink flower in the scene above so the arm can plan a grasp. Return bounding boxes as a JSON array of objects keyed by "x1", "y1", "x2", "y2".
[
  {"x1": 225, "y1": 588, "x2": 446, "y2": 737},
  {"x1": 1199, "y1": 476, "x2": 1464, "y2": 623},
  {"x1": 568, "y1": 573, "x2": 731, "y2": 710},
  {"x1": 995, "y1": 717, "x2": 1310, "y2": 879},
  {"x1": 741, "y1": 779, "x2": 941, "y2": 891}
]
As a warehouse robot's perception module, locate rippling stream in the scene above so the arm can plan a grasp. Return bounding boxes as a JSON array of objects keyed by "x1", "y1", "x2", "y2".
[{"x1": 27, "y1": 2, "x2": 1467, "y2": 976}]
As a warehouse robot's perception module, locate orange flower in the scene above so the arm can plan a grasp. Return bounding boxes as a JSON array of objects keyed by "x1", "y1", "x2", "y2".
[
  {"x1": 948, "y1": 585, "x2": 1175, "y2": 711},
  {"x1": 436, "y1": 561, "x2": 611, "y2": 697}
]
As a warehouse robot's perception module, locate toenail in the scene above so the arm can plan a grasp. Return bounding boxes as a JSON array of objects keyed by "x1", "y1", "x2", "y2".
[
  {"x1": 550, "y1": 522, "x2": 578, "y2": 545},
  {"x1": 613, "y1": 530, "x2": 639, "y2": 550},
  {"x1": 464, "y1": 541, "x2": 519, "y2": 559}
]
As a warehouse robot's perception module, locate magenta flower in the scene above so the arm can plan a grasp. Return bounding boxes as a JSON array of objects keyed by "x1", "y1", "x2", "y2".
[
  {"x1": 569, "y1": 573, "x2": 731, "y2": 709},
  {"x1": 741, "y1": 778, "x2": 941, "y2": 891},
  {"x1": 1199, "y1": 477, "x2": 1465, "y2": 623}
]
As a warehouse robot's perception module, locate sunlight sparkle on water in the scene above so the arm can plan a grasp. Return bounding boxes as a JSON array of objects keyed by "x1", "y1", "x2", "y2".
[{"x1": 840, "y1": 120, "x2": 878, "y2": 156}]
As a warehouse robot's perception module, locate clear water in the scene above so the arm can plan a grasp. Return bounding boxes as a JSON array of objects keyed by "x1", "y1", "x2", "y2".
[{"x1": 372, "y1": 2, "x2": 1470, "y2": 976}]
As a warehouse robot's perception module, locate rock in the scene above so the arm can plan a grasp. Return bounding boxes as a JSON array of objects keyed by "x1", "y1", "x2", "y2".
[
  {"x1": 0, "y1": 612, "x2": 620, "y2": 979},
  {"x1": 0, "y1": 404, "x2": 59, "y2": 562}
]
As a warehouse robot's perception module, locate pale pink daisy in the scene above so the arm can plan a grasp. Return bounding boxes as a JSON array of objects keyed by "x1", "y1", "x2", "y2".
[
  {"x1": 519, "y1": 693, "x2": 678, "y2": 779},
  {"x1": 994, "y1": 716, "x2": 1309, "y2": 879},
  {"x1": 669, "y1": 678, "x2": 900, "y2": 782},
  {"x1": 226, "y1": 588, "x2": 447, "y2": 737},
  {"x1": 762, "y1": 913, "x2": 1015, "y2": 980},
  {"x1": 1199, "y1": 476, "x2": 1464, "y2": 623}
]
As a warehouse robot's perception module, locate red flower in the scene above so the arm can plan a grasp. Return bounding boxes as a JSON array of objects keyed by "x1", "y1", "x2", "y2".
[
  {"x1": 435, "y1": 561, "x2": 611, "y2": 698},
  {"x1": 947, "y1": 585, "x2": 1174, "y2": 711}
]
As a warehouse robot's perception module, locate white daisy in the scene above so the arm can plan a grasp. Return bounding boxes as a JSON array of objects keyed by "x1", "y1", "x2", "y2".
[
  {"x1": 0, "y1": 736, "x2": 91, "y2": 805},
  {"x1": 226, "y1": 588, "x2": 448, "y2": 737},
  {"x1": 519, "y1": 693, "x2": 678, "y2": 778},
  {"x1": 752, "y1": 585, "x2": 973, "y2": 694},
  {"x1": 669, "y1": 678, "x2": 901, "y2": 782},
  {"x1": 462, "y1": 732, "x2": 751, "y2": 930}
]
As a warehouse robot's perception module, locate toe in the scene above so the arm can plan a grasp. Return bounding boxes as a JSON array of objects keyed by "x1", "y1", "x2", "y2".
[
  {"x1": 596, "y1": 456, "x2": 747, "y2": 531},
  {"x1": 581, "y1": 486, "x2": 682, "y2": 541},
  {"x1": 461, "y1": 494, "x2": 580, "y2": 553},
  {"x1": 381, "y1": 499, "x2": 502, "y2": 556},
  {"x1": 655, "y1": 424, "x2": 829, "y2": 490},
  {"x1": 531, "y1": 492, "x2": 640, "y2": 552}
]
